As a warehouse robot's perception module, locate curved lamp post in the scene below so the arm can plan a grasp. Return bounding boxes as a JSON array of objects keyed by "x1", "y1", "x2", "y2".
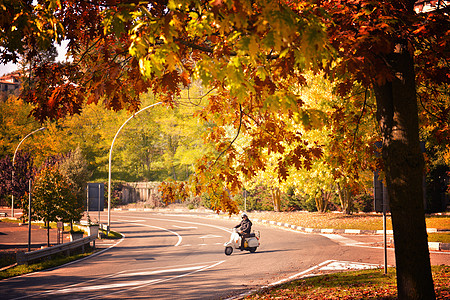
[
  {"x1": 107, "y1": 102, "x2": 162, "y2": 230},
  {"x1": 11, "y1": 127, "x2": 46, "y2": 217}
]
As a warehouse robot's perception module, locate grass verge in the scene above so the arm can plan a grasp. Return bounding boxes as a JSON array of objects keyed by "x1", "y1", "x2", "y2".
[
  {"x1": 99, "y1": 229, "x2": 122, "y2": 239},
  {"x1": 0, "y1": 248, "x2": 95, "y2": 280},
  {"x1": 248, "y1": 211, "x2": 449, "y2": 232},
  {"x1": 428, "y1": 233, "x2": 450, "y2": 243},
  {"x1": 246, "y1": 266, "x2": 449, "y2": 299}
]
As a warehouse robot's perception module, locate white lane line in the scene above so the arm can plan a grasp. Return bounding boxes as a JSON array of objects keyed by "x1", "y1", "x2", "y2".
[
  {"x1": 17, "y1": 261, "x2": 225, "y2": 299},
  {"x1": 199, "y1": 234, "x2": 222, "y2": 239},
  {"x1": 120, "y1": 215, "x2": 232, "y2": 233},
  {"x1": 117, "y1": 219, "x2": 182, "y2": 247},
  {"x1": 114, "y1": 265, "x2": 210, "y2": 278},
  {"x1": 84, "y1": 260, "x2": 226, "y2": 299},
  {"x1": 225, "y1": 259, "x2": 384, "y2": 300},
  {"x1": 225, "y1": 260, "x2": 335, "y2": 300},
  {"x1": 50, "y1": 265, "x2": 211, "y2": 294},
  {"x1": 121, "y1": 220, "x2": 146, "y2": 223},
  {"x1": 172, "y1": 225, "x2": 198, "y2": 229},
  {"x1": 53, "y1": 279, "x2": 160, "y2": 293},
  {"x1": 10, "y1": 235, "x2": 126, "y2": 299}
]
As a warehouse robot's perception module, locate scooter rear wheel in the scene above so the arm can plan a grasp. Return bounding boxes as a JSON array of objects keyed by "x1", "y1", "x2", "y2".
[
  {"x1": 225, "y1": 246, "x2": 233, "y2": 256},
  {"x1": 249, "y1": 247, "x2": 257, "y2": 253}
]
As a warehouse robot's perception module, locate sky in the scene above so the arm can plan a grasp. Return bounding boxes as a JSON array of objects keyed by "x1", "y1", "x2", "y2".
[
  {"x1": 0, "y1": 41, "x2": 69, "y2": 76},
  {"x1": 0, "y1": 62, "x2": 18, "y2": 76}
]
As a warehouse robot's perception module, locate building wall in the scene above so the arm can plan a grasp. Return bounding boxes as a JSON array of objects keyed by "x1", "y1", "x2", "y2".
[{"x1": 121, "y1": 182, "x2": 162, "y2": 207}]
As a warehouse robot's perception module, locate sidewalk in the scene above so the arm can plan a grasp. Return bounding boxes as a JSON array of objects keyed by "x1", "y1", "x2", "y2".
[
  {"x1": 0, "y1": 221, "x2": 66, "y2": 253},
  {"x1": 0, "y1": 208, "x2": 70, "y2": 256}
]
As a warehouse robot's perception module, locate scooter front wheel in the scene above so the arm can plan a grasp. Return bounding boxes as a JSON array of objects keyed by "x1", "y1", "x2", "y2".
[{"x1": 225, "y1": 246, "x2": 233, "y2": 256}]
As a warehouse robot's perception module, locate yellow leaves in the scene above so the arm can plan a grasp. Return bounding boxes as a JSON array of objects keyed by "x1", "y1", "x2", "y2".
[
  {"x1": 248, "y1": 36, "x2": 259, "y2": 58},
  {"x1": 48, "y1": 0, "x2": 62, "y2": 10},
  {"x1": 167, "y1": 0, "x2": 183, "y2": 11},
  {"x1": 166, "y1": 52, "x2": 179, "y2": 71}
]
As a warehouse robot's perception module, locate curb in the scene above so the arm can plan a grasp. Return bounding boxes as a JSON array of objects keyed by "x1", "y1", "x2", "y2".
[
  {"x1": 251, "y1": 218, "x2": 450, "y2": 252},
  {"x1": 111, "y1": 208, "x2": 450, "y2": 252}
]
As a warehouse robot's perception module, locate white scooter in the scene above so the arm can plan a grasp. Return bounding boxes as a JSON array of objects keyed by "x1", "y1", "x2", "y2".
[{"x1": 224, "y1": 228, "x2": 260, "y2": 255}]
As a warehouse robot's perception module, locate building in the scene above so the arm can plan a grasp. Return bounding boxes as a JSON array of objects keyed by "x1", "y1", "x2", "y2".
[
  {"x1": 415, "y1": 0, "x2": 449, "y2": 13},
  {"x1": 0, "y1": 71, "x2": 22, "y2": 93}
]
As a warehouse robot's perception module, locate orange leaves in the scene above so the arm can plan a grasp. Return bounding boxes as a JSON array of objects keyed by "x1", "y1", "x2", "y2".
[
  {"x1": 159, "y1": 180, "x2": 189, "y2": 205},
  {"x1": 275, "y1": 143, "x2": 323, "y2": 182},
  {"x1": 323, "y1": 0, "x2": 416, "y2": 90}
]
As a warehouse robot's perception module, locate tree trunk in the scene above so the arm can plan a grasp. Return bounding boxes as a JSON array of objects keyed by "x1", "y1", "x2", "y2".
[
  {"x1": 314, "y1": 190, "x2": 328, "y2": 212},
  {"x1": 46, "y1": 220, "x2": 50, "y2": 247},
  {"x1": 271, "y1": 188, "x2": 281, "y2": 212},
  {"x1": 336, "y1": 182, "x2": 352, "y2": 214},
  {"x1": 373, "y1": 43, "x2": 435, "y2": 299}
]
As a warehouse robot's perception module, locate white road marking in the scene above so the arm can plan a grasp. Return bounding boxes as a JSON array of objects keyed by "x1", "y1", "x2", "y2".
[
  {"x1": 225, "y1": 260, "x2": 335, "y2": 300},
  {"x1": 320, "y1": 234, "x2": 365, "y2": 246},
  {"x1": 121, "y1": 220, "x2": 146, "y2": 223},
  {"x1": 52, "y1": 279, "x2": 160, "y2": 293},
  {"x1": 114, "y1": 265, "x2": 210, "y2": 278},
  {"x1": 10, "y1": 236, "x2": 126, "y2": 299},
  {"x1": 117, "y1": 219, "x2": 182, "y2": 247},
  {"x1": 172, "y1": 225, "x2": 198, "y2": 229},
  {"x1": 120, "y1": 215, "x2": 232, "y2": 233},
  {"x1": 199, "y1": 234, "x2": 222, "y2": 239},
  {"x1": 84, "y1": 260, "x2": 226, "y2": 299},
  {"x1": 16, "y1": 261, "x2": 226, "y2": 299},
  {"x1": 319, "y1": 261, "x2": 381, "y2": 271},
  {"x1": 51, "y1": 265, "x2": 212, "y2": 294},
  {"x1": 225, "y1": 260, "x2": 381, "y2": 300}
]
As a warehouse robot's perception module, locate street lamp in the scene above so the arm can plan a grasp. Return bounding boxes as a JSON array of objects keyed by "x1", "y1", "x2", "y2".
[
  {"x1": 11, "y1": 127, "x2": 46, "y2": 218},
  {"x1": 107, "y1": 102, "x2": 162, "y2": 230}
]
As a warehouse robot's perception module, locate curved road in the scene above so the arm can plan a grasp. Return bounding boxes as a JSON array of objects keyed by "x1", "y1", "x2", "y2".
[{"x1": 1, "y1": 211, "x2": 448, "y2": 299}]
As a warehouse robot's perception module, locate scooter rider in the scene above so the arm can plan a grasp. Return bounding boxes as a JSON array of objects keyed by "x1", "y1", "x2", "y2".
[{"x1": 234, "y1": 213, "x2": 252, "y2": 249}]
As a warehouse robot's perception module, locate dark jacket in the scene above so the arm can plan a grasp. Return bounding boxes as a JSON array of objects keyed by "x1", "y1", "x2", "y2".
[{"x1": 234, "y1": 219, "x2": 252, "y2": 235}]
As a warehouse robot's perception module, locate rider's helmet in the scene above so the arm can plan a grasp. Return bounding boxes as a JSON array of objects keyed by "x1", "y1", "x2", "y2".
[{"x1": 241, "y1": 213, "x2": 248, "y2": 219}]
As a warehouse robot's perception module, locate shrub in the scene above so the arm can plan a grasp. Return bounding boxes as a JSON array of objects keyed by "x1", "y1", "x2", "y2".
[{"x1": 353, "y1": 194, "x2": 373, "y2": 212}]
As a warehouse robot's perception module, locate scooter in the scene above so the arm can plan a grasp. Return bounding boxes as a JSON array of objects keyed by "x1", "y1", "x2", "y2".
[{"x1": 224, "y1": 228, "x2": 260, "y2": 255}]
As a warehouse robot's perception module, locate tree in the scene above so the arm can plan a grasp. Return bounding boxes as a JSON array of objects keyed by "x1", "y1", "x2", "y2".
[
  {"x1": 323, "y1": 2, "x2": 448, "y2": 298},
  {"x1": 0, "y1": 155, "x2": 12, "y2": 205},
  {"x1": 12, "y1": 151, "x2": 34, "y2": 210},
  {"x1": 0, "y1": 96, "x2": 41, "y2": 158},
  {"x1": 2, "y1": 1, "x2": 449, "y2": 298},
  {"x1": 57, "y1": 147, "x2": 90, "y2": 228},
  {"x1": 32, "y1": 166, "x2": 78, "y2": 246},
  {"x1": 0, "y1": 151, "x2": 35, "y2": 212}
]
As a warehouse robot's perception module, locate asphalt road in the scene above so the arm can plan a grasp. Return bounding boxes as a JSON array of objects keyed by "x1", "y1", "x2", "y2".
[{"x1": 1, "y1": 211, "x2": 448, "y2": 299}]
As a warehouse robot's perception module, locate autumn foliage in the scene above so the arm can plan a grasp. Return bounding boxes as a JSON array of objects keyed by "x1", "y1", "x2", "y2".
[{"x1": 1, "y1": 1, "x2": 449, "y2": 298}]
